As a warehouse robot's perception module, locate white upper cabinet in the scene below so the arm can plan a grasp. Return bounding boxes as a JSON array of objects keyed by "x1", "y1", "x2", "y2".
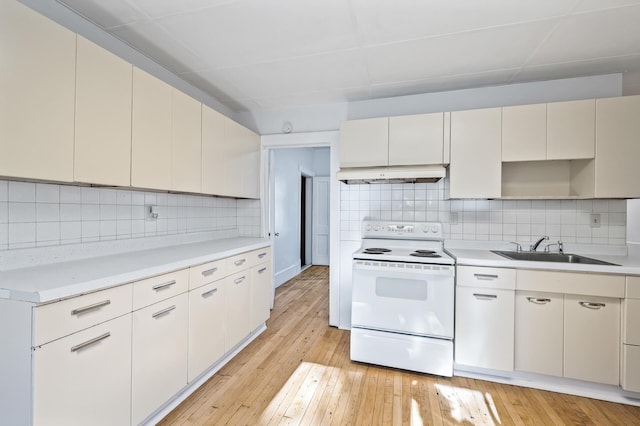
[
  {"x1": 131, "y1": 67, "x2": 173, "y2": 190},
  {"x1": 171, "y1": 89, "x2": 202, "y2": 193},
  {"x1": 450, "y1": 107, "x2": 502, "y2": 198},
  {"x1": 225, "y1": 118, "x2": 261, "y2": 199},
  {"x1": 594, "y1": 95, "x2": 640, "y2": 198},
  {"x1": 74, "y1": 36, "x2": 132, "y2": 187},
  {"x1": 340, "y1": 117, "x2": 389, "y2": 167},
  {"x1": 0, "y1": 0, "x2": 76, "y2": 182},
  {"x1": 547, "y1": 99, "x2": 595, "y2": 160},
  {"x1": 202, "y1": 105, "x2": 227, "y2": 195},
  {"x1": 502, "y1": 103, "x2": 547, "y2": 162},
  {"x1": 388, "y1": 113, "x2": 445, "y2": 165}
]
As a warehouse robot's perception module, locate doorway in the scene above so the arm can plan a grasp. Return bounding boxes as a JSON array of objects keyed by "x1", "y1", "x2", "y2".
[{"x1": 300, "y1": 173, "x2": 312, "y2": 269}]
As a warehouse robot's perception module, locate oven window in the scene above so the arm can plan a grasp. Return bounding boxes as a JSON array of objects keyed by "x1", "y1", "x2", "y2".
[{"x1": 375, "y1": 277, "x2": 428, "y2": 301}]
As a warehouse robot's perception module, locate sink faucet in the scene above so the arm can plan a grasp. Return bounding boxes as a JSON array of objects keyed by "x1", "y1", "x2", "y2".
[
  {"x1": 530, "y1": 236, "x2": 549, "y2": 251},
  {"x1": 545, "y1": 240, "x2": 564, "y2": 254}
]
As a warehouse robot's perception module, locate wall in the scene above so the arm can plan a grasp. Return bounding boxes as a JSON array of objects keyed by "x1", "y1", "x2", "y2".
[
  {"x1": 272, "y1": 148, "x2": 330, "y2": 286},
  {"x1": 0, "y1": 180, "x2": 260, "y2": 251},
  {"x1": 629, "y1": 199, "x2": 640, "y2": 256}
]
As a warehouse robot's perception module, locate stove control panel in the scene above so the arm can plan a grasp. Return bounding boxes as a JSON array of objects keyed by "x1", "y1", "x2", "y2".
[{"x1": 362, "y1": 221, "x2": 443, "y2": 239}]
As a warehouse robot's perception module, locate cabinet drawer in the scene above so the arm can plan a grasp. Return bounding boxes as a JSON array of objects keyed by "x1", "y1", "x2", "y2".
[
  {"x1": 627, "y1": 276, "x2": 640, "y2": 299},
  {"x1": 457, "y1": 266, "x2": 515, "y2": 290},
  {"x1": 252, "y1": 247, "x2": 272, "y2": 266},
  {"x1": 623, "y1": 298, "x2": 640, "y2": 345},
  {"x1": 517, "y1": 270, "x2": 624, "y2": 297},
  {"x1": 133, "y1": 269, "x2": 188, "y2": 311},
  {"x1": 189, "y1": 259, "x2": 227, "y2": 290},
  {"x1": 622, "y1": 344, "x2": 640, "y2": 392},
  {"x1": 34, "y1": 284, "x2": 132, "y2": 346}
]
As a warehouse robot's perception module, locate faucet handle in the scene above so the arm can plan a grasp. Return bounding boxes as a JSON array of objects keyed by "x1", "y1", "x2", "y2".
[
  {"x1": 509, "y1": 241, "x2": 522, "y2": 252},
  {"x1": 544, "y1": 240, "x2": 564, "y2": 254}
]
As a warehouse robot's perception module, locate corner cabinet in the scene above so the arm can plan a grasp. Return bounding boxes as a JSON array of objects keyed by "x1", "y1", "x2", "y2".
[
  {"x1": 0, "y1": 0, "x2": 76, "y2": 182},
  {"x1": 449, "y1": 108, "x2": 502, "y2": 199}
]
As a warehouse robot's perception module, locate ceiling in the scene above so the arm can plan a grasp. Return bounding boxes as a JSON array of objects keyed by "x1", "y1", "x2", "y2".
[{"x1": 56, "y1": 0, "x2": 640, "y2": 113}]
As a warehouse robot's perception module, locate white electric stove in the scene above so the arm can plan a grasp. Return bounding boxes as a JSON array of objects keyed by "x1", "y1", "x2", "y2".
[{"x1": 350, "y1": 220, "x2": 455, "y2": 377}]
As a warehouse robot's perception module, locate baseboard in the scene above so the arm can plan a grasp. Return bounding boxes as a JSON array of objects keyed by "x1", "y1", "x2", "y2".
[{"x1": 275, "y1": 263, "x2": 300, "y2": 287}]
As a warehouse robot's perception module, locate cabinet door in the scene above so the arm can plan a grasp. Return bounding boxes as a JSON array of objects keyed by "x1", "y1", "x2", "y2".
[
  {"x1": 225, "y1": 271, "x2": 251, "y2": 351},
  {"x1": 202, "y1": 105, "x2": 228, "y2": 195},
  {"x1": 241, "y1": 127, "x2": 261, "y2": 199},
  {"x1": 515, "y1": 291, "x2": 563, "y2": 376},
  {"x1": 0, "y1": 0, "x2": 75, "y2": 182},
  {"x1": 455, "y1": 286, "x2": 514, "y2": 371},
  {"x1": 188, "y1": 280, "x2": 225, "y2": 382},
  {"x1": 132, "y1": 293, "x2": 188, "y2": 425},
  {"x1": 564, "y1": 294, "x2": 620, "y2": 385},
  {"x1": 171, "y1": 89, "x2": 202, "y2": 193},
  {"x1": 547, "y1": 99, "x2": 595, "y2": 160},
  {"x1": 501, "y1": 103, "x2": 546, "y2": 162},
  {"x1": 131, "y1": 67, "x2": 173, "y2": 190},
  {"x1": 74, "y1": 36, "x2": 132, "y2": 186},
  {"x1": 33, "y1": 315, "x2": 132, "y2": 426},
  {"x1": 388, "y1": 113, "x2": 444, "y2": 165},
  {"x1": 449, "y1": 108, "x2": 502, "y2": 198},
  {"x1": 594, "y1": 95, "x2": 640, "y2": 198},
  {"x1": 224, "y1": 118, "x2": 248, "y2": 197},
  {"x1": 339, "y1": 118, "x2": 389, "y2": 167},
  {"x1": 250, "y1": 263, "x2": 272, "y2": 331}
]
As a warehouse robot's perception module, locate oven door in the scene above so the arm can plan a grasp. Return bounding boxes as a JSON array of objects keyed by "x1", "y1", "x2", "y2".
[{"x1": 351, "y1": 260, "x2": 454, "y2": 339}]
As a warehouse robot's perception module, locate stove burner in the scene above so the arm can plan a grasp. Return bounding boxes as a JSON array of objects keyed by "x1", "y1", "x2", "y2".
[
  {"x1": 410, "y1": 252, "x2": 442, "y2": 258},
  {"x1": 363, "y1": 248, "x2": 391, "y2": 254}
]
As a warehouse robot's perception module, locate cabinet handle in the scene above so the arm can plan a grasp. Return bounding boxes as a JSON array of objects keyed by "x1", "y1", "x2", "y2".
[
  {"x1": 202, "y1": 288, "x2": 218, "y2": 298},
  {"x1": 201, "y1": 267, "x2": 218, "y2": 277},
  {"x1": 234, "y1": 276, "x2": 246, "y2": 284},
  {"x1": 258, "y1": 252, "x2": 267, "y2": 258},
  {"x1": 579, "y1": 301, "x2": 606, "y2": 310},
  {"x1": 71, "y1": 300, "x2": 111, "y2": 316},
  {"x1": 70, "y1": 332, "x2": 111, "y2": 352},
  {"x1": 527, "y1": 297, "x2": 551, "y2": 305},
  {"x1": 473, "y1": 293, "x2": 497, "y2": 300},
  {"x1": 152, "y1": 305, "x2": 176, "y2": 318},
  {"x1": 474, "y1": 274, "x2": 498, "y2": 280},
  {"x1": 258, "y1": 267, "x2": 267, "y2": 274},
  {"x1": 152, "y1": 280, "x2": 176, "y2": 291},
  {"x1": 234, "y1": 259, "x2": 246, "y2": 266}
]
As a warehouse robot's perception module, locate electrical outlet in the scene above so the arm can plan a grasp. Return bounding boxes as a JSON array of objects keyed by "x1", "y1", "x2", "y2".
[
  {"x1": 450, "y1": 212, "x2": 458, "y2": 225},
  {"x1": 590, "y1": 213, "x2": 601, "y2": 228},
  {"x1": 147, "y1": 205, "x2": 158, "y2": 220}
]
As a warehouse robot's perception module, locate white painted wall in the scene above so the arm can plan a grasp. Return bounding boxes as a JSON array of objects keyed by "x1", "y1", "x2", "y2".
[
  {"x1": 628, "y1": 200, "x2": 640, "y2": 256},
  {"x1": 271, "y1": 148, "x2": 330, "y2": 287}
]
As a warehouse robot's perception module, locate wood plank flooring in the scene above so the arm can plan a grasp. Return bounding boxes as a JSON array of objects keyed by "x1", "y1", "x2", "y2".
[{"x1": 160, "y1": 266, "x2": 640, "y2": 425}]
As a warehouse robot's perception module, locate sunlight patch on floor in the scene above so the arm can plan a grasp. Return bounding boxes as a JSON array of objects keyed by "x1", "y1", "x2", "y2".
[{"x1": 435, "y1": 383, "x2": 501, "y2": 425}]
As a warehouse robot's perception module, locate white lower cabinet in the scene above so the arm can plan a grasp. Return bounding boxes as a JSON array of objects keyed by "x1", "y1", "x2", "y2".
[
  {"x1": 225, "y1": 271, "x2": 251, "y2": 351},
  {"x1": 455, "y1": 284, "x2": 515, "y2": 371},
  {"x1": 515, "y1": 291, "x2": 563, "y2": 376},
  {"x1": 623, "y1": 276, "x2": 640, "y2": 392},
  {"x1": 188, "y1": 280, "x2": 226, "y2": 382},
  {"x1": 132, "y1": 293, "x2": 188, "y2": 425},
  {"x1": 33, "y1": 314, "x2": 132, "y2": 426},
  {"x1": 250, "y1": 262, "x2": 271, "y2": 331},
  {"x1": 564, "y1": 294, "x2": 620, "y2": 385}
]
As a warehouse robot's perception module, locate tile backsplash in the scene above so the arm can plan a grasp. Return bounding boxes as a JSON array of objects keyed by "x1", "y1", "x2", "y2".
[
  {"x1": 340, "y1": 178, "x2": 627, "y2": 246},
  {"x1": 0, "y1": 180, "x2": 261, "y2": 251}
]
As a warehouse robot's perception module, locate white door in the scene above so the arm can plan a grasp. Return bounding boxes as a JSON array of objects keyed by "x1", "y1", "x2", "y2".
[{"x1": 312, "y1": 177, "x2": 330, "y2": 265}]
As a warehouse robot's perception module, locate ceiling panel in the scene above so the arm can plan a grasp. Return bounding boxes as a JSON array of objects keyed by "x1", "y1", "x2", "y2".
[
  {"x1": 57, "y1": 0, "x2": 146, "y2": 29},
  {"x1": 125, "y1": 0, "x2": 239, "y2": 19},
  {"x1": 574, "y1": 0, "x2": 640, "y2": 13}
]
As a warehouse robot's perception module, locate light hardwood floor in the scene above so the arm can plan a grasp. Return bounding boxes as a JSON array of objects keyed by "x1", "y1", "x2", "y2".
[{"x1": 161, "y1": 266, "x2": 640, "y2": 425}]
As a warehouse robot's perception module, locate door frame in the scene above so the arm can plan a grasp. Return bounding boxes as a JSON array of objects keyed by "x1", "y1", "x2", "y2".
[{"x1": 261, "y1": 131, "x2": 340, "y2": 326}]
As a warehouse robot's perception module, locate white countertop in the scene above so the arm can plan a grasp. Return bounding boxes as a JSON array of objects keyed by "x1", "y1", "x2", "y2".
[
  {"x1": 0, "y1": 237, "x2": 270, "y2": 304},
  {"x1": 447, "y1": 248, "x2": 640, "y2": 275}
]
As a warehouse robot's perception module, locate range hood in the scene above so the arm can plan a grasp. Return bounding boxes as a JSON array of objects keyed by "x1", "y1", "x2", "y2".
[{"x1": 336, "y1": 165, "x2": 446, "y2": 184}]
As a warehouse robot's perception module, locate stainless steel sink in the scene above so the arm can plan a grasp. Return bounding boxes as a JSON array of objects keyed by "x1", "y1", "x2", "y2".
[{"x1": 491, "y1": 250, "x2": 619, "y2": 266}]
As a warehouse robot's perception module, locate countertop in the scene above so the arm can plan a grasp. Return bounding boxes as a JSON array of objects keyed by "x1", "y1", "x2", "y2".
[
  {"x1": 0, "y1": 237, "x2": 271, "y2": 304},
  {"x1": 447, "y1": 248, "x2": 640, "y2": 275}
]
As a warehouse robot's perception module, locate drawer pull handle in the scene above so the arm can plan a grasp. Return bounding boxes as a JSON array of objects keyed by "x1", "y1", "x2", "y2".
[
  {"x1": 201, "y1": 267, "x2": 218, "y2": 276},
  {"x1": 473, "y1": 293, "x2": 497, "y2": 300},
  {"x1": 152, "y1": 280, "x2": 176, "y2": 291},
  {"x1": 527, "y1": 297, "x2": 551, "y2": 305},
  {"x1": 474, "y1": 274, "x2": 498, "y2": 280},
  {"x1": 234, "y1": 259, "x2": 246, "y2": 266},
  {"x1": 70, "y1": 332, "x2": 111, "y2": 352},
  {"x1": 258, "y1": 252, "x2": 267, "y2": 258},
  {"x1": 579, "y1": 301, "x2": 606, "y2": 310},
  {"x1": 202, "y1": 288, "x2": 218, "y2": 298},
  {"x1": 152, "y1": 305, "x2": 176, "y2": 318},
  {"x1": 234, "y1": 276, "x2": 246, "y2": 284},
  {"x1": 71, "y1": 300, "x2": 111, "y2": 316},
  {"x1": 258, "y1": 267, "x2": 267, "y2": 274}
]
